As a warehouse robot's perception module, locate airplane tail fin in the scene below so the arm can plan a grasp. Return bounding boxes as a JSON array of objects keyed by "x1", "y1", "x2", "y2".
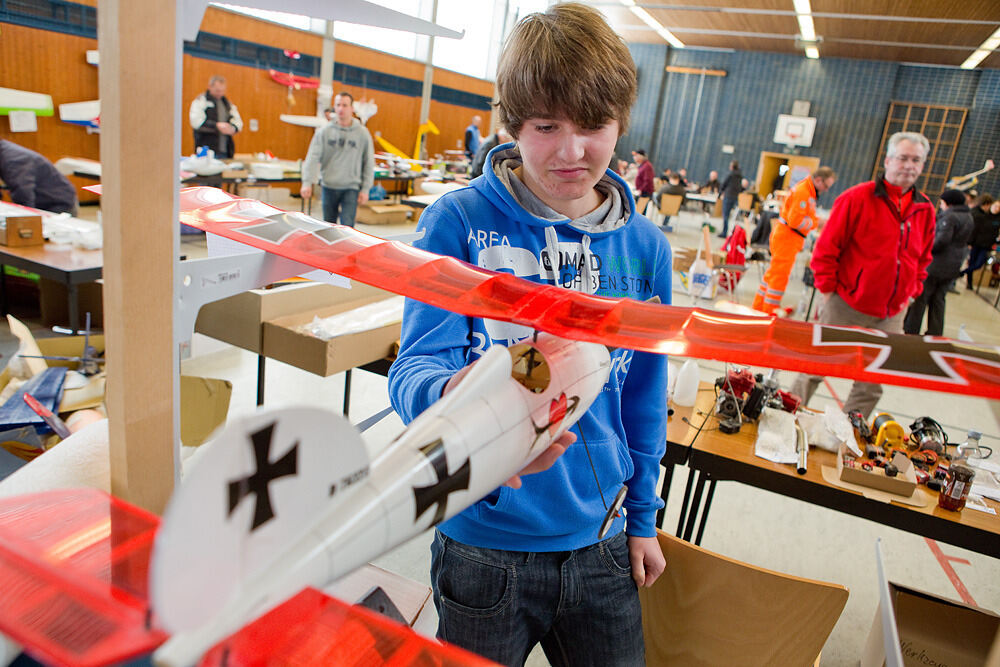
[{"x1": 151, "y1": 407, "x2": 369, "y2": 635}]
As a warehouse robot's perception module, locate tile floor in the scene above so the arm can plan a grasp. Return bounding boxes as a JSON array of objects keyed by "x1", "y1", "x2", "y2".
[{"x1": 4, "y1": 196, "x2": 998, "y2": 665}]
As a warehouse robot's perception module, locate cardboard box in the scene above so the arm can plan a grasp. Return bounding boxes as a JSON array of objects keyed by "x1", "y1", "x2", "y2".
[
  {"x1": 0, "y1": 215, "x2": 43, "y2": 247},
  {"x1": 862, "y1": 542, "x2": 1000, "y2": 667},
  {"x1": 180, "y1": 375, "x2": 232, "y2": 447},
  {"x1": 195, "y1": 282, "x2": 354, "y2": 353},
  {"x1": 221, "y1": 168, "x2": 249, "y2": 179},
  {"x1": 262, "y1": 283, "x2": 400, "y2": 376},
  {"x1": 838, "y1": 447, "x2": 917, "y2": 497},
  {"x1": 356, "y1": 203, "x2": 412, "y2": 225}
]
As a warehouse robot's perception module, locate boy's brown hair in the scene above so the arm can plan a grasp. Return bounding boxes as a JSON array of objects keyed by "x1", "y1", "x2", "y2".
[{"x1": 495, "y1": 3, "x2": 637, "y2": 139}]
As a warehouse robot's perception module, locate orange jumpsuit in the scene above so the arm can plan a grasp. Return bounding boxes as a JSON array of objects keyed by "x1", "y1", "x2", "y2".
[{"x1": 752, "y1": 177, "x2": 819, "y2": 314}]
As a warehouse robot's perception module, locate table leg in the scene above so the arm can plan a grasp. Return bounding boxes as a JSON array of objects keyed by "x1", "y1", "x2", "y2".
[
  {"x1": 343, "y1": 368, "x2": 352, "y2": 416},
  {"x1": 67, "y1": 283, "x2": 80, "y2": 333},
  {"x1": 681, "y1": 472, "x2": 707, "y2": 542},
  {"x1": 656, "y1": 462, "x2": 675, "y2": 528},
  {"x1": 675, "y1": 472, "x2": 695, "y2": 537},
  {"x1": 0, "y1": 264, "x2": 7, "y2": 316},
  {"x1": 693, "y1": 477, "x2": 717, "y2": 546},
  {"x1": 256, "y1": 354, "x2": 265, "y2": 406}
]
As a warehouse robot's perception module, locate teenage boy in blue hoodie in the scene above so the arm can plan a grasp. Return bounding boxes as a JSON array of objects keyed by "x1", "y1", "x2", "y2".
[{"x1": 388, "y1": 4, "x2": 671, "y2": 665}]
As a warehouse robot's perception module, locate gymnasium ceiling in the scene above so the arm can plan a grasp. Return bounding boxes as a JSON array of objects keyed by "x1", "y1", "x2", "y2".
[{"x1": 587, "y1": 1, "x2": 1000, "y2": 69}]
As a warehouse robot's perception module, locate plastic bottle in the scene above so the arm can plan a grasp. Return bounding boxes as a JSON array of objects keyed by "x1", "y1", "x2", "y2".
[{"x1": 672, "y1": 359, "x2": 700, "y2": 407}]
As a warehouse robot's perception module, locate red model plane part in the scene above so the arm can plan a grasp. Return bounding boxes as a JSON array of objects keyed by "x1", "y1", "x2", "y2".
[
  {"x1": 267, "y1": 69, "x2": 319, "y2": 90},
  {"x1": 177, "y1": 187, "x2": 1000, "y2": 400},
  {"x1": 198, "y1": 587, "x2": 500, "y2": 667},
  {"x1": 0, "y1": 489, "x2": 168, "y2": 667}
]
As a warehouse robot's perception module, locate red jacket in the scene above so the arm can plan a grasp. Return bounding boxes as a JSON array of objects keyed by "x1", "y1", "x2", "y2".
[
  {"x1": 635, "y1": 160, "x2": 654, "y2": 196},
  {"x1": 810, "y1": 179, "x2": 935, "y2": 318}
]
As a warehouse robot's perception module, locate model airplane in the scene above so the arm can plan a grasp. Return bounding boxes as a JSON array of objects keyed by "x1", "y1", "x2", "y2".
[
  {"x1": 946, "y1": 159, "x2": 995, "y2": 192},
  {"x1": 173, "y1": 186, "x2": 1000, "y2": 400},
  {"x1": 0, "y1": 87, "x2": 53, "y2": 116},
  {"x1": 0, "y1": 333, "x2": 607, "y2": 666},
  {"x1": 58, "y1": 100, "x2": 100, "y2": 132}
]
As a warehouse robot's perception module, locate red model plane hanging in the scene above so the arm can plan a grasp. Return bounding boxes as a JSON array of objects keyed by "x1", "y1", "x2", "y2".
[{"x1": 176, "y1": 186, "x2": 1000, "y2": 400}]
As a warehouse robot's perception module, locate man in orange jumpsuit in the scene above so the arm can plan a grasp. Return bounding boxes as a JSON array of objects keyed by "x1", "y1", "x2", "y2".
[{"x1": 753, "y1": 166, "x2": 837, "y2": 314}]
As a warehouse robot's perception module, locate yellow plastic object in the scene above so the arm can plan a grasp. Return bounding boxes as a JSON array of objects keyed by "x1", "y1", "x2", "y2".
[
  {"x1": 414, "y1": 119, "x2": 439, "y2": 164},
  {"x1": 872, "y1": 412, "x2": 905, "y2": 450}
]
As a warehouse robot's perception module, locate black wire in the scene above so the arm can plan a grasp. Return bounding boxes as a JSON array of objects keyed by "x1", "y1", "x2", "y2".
[{"x1": 577, "y1": 422, "x2": 608, "y2": 510}]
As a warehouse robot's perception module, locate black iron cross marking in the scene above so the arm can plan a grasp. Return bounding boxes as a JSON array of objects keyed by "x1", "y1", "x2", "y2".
[
  {"x1": 227, "y1": 423, "x2": 298, "y2": 532},
  {"x1": 237, "y1": 212, "x2": 355, "y2": 246},
  {"x1": 814, "y1": 325, "x2": 1000, "y2": 382},
  {"x1": 413, "y1": 438, "x2": 470, "y2": 527}
]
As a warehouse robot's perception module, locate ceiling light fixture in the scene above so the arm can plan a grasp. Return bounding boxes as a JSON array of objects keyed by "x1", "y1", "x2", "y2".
[
  {"x1": 618, "y1": 0, "x2": 685, "y2": 48},
  {"x1": 961, "y1": 26, "x2": 1000, "y2": 69},
  {"x1": 792, "y1": 0, "x2": 819, "y2": 59}
]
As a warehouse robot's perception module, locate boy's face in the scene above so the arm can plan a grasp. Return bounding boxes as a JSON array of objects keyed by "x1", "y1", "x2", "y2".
[{"x1": 516, "y1": 116, "x2": 619, "y2": 217}]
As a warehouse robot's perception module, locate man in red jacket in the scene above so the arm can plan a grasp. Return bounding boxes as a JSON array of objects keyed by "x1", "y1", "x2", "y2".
[
  {"x1": 632, "y1": 149, "x2": 654, "y2": 199},
  {"x1": 789, "y1": 132, "x2": 935, "y2": 419}
]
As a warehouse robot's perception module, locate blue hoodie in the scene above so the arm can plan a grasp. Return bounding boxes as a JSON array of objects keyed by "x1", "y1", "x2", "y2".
[{"x1": 388, "y1": 144, "x2": 672, "y2": 552}]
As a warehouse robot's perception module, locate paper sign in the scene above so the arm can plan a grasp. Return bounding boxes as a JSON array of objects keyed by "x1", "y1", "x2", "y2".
[{"x1": 8, "y1": 110, "x2": 37, "y2": 133}]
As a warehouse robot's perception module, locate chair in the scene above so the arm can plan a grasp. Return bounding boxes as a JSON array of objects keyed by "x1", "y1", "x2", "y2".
[
  {"x1": 635, "y1": 196, "x2": 651, "y2": 219},
  {"x1": 659, "y1": 194, "x2": 684, "y2": 217},
  {"x1": 640, "y1": 530, "x2": 849, "y2": 667}
]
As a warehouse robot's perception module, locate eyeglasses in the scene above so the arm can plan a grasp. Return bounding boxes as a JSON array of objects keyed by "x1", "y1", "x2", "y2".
[{"x1": 887, "y1": 155, "x2": 926, "y2": 165}]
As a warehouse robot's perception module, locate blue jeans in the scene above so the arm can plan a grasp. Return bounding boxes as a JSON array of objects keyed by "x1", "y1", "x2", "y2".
[
  {"x1": 430, "y1": 530, "x2": 644, "y2": 667},
  {"x1": 964, "y1": 246, "x2": 990, "y2": 286},
  {"x1": 321, "y1": 187, "x2": 359, "y2": 227},
  {"x1": 720, "y1": 195, "x2": 737, "y2": 236}
]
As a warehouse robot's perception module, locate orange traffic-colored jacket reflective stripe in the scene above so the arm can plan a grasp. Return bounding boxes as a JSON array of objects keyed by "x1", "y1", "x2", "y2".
[{"x1": 779, "y1": 177, "x2": 818, "y2": 237}]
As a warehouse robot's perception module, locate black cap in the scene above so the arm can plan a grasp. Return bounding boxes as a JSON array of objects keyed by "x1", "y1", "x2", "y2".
[
  {"x1": 634, "y1": 149, "x2": 647, "y2": 157},
  {"x1": 940, "y1": 189, "x2": 966, "y2": 206}
]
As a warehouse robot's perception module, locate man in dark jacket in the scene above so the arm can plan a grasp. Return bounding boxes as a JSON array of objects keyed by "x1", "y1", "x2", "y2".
[
  {"x1": 904, "y1": 189, "x2": 974, "y2": 335},
  {"x1": 962, "y1": 194, "x2": 999, "y2": 288},
  {"x1": 790, "y1": 132, "x2": 935, "y2": 419},
  {"x1": 189, "y1": 75, "x2": 243, "y2": 159},
  {"x1": 468, "y1": 128, "x2": 511, "y2": 179},
  {"x1": 0, "y1": 140, "x2": 78, "y2": 214},
  {"x1": 718, "y1": 160, "x2": 743, "y2": 237}
]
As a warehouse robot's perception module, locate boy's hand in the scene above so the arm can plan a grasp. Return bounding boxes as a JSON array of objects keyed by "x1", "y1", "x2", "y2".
[
  {"x1": 628, "y1": 535, "x2": 666, "y2": 587},
  {"x1": 504, "y1": 430, "x2": 576, "y2": 488}
]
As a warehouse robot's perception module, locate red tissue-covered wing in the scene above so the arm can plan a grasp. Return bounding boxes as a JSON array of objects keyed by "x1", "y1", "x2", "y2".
[
  {"x1": 199, "y1": 587, "x2": 499, "y2": 667},
  {"x1": 0, "y1": 488, "x2": 167, "y2": 667},
  {"x1": 178, "y1": 187, "x2": 1000, "y2": 400},
  {"x1": 267, "y1": 69, "x2": 320, "y2": 89}
]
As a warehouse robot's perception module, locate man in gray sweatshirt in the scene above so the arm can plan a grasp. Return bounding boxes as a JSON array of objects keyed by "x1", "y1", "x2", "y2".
[{"x1": 300, "y1": 92, "x2": 375, "y2": 227}]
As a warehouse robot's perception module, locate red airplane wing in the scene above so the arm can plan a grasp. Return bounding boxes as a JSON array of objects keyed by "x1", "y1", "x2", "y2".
[
  {"x1": 199, "y1": 586, "x2": 499, "y2": 667},
  {"x1": 267, "y1": 68, "x2": 320, "y2": 90},
  {"x1": 177, "y1": 187, "x2": 1000, "y2": 400},
  {"x1": 0, "y1": 488, "x2": 167, "y2": 667}
]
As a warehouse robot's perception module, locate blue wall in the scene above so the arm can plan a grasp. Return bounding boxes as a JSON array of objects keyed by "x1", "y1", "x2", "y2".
[{"x1": 619, "y1": 47, "x2": 1000, "y2": 204}]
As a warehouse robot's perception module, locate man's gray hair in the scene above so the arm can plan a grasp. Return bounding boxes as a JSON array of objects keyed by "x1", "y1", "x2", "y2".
[
  {"x1": 886, "y1": 132, "x2": 929, "y2": 158},
  {"x1": 208, "y1": 75, "x2": 226, "y2": 86}
]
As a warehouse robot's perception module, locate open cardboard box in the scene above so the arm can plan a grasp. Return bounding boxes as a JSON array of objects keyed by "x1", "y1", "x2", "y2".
[
  {"x1": 262, "y1": 282, "x2": 400, "y2": 376},
  {"x1": 862, "y1": 540, "x2": 1000, "y2": 667},
  {"x1": 837, "y1": 446, "x2": 917, "y2": 497},
  {"x1": 195, "y1": 282, "x2": 355, "y2": 353}
]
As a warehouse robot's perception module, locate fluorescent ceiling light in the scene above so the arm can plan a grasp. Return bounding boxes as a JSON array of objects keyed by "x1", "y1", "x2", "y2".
[
  {"x1": 797, "y1": 15, "x2": 816, "y2": 41},
  {"x1": 961, "y1": 27, "x2": 1000, "y2": 69},
  {"x1": 620, "y1": 1, "x2": 684, "y2": 48},
  {"x1": 805, "y1": 46, "x2": 820, "y2": 59},
  {"x1": 793, "y1": 0, "x2": 811, "y2": 14}
]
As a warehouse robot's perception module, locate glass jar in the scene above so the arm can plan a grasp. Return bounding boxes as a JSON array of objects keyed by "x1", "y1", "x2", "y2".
[{"x1": 937, "y1": 463, "x2": 975, "y2": 511}]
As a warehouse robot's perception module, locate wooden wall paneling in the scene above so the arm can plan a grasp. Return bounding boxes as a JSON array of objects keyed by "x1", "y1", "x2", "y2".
[
  {"x1": 432, "y1": 68, "x2": 495, "y2": 97},
  {"x1": 333, "y1": 41, "x2": 426, "y2": 80},
  {"x1": 361, "y1": 90, "x2": 423, "y2": 157},
  {"x1": 200, "y1": 7, "x2": 324, "y2": 53},
  {"x1": 427, "y1": 100, "x2": 491, "y2": 158},
  {"x1": 0, "y1": 24, "x2": 101, "y2": 201},
  {"x1": 182, "y1": 55, "x2": 317, "y2": 160},
  {"x1": 98, "y1": 0, "x2": 179, "y2": 514}
]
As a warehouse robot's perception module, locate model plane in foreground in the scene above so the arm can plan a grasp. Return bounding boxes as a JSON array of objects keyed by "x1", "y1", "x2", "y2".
[
  {"x1": 0, "y1": 333, "x2": 607, "y2": 666},
  {"x1": 174, "y1": 186, "x2": 1000, "y2": 400}
]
